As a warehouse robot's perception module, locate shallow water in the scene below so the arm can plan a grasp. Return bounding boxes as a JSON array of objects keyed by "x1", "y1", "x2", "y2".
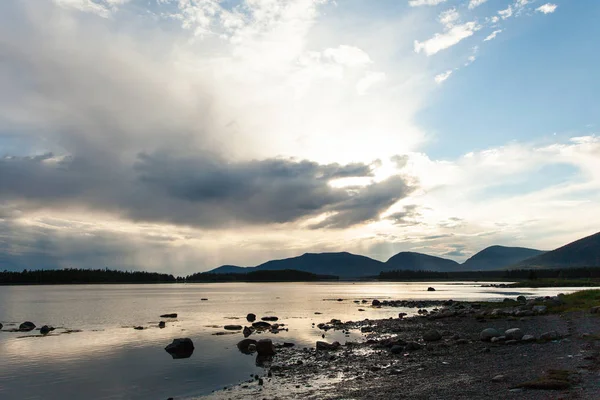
[{"x1": 0, "y1": 282, "x2": 595, "y2": 399}]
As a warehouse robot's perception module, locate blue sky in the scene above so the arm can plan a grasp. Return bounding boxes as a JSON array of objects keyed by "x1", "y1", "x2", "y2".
[{"x1": 0, "y1": 0, "x2": 598, "y2": 274}]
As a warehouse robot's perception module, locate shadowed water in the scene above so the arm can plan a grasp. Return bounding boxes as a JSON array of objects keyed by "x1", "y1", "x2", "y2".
[{"x1": 0, "y1": 282, "x2": 593, "y2": 399}]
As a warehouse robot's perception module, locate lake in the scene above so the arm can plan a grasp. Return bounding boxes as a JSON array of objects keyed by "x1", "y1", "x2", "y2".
[{"x1": 0, "y1": 282, "x2": 594, "y2": 399}]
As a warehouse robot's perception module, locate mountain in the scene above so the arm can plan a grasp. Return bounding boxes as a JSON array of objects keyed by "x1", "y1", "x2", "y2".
[
  {"x1": 384, "y1": 252, "x2": 460, "y2": 272},
  {"x1": 462, "y1": 246, "x2": 546, "y2": 271},
  {"x1": 252, "y1": 252, "x2": 384, "y2": 278},
  {"x1": 516, "y1": 231, "x2": 600, "y2": 269}
]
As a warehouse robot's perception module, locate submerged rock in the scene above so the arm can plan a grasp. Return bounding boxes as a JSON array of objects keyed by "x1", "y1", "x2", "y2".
[
  {"x1": 224, "y1": 325, "x2": 243, "y2": 331},
  {"x1": 164, "y1": 338, "x2": 194, "y2": 359},
  {"x1": 40, "y1": 325, "x2": 54, "y2": 335},
  {"x1": 19, "y1": 321, "x2": 36, "y2": 332},
  {"x1": 237, "y1": 338, "x2": 258, "y2": 354},
  {"x1": 160, "y1": 313, "x2": 177, "y2": 318},
  {"x1": 252, "y1": 321, "x2": 271, "y2": 330},
  {"x1": 246, "y1": 313, "x2": 256, "y2": 322}
]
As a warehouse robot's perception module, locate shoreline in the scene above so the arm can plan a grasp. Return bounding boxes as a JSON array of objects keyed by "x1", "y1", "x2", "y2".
[{"x1": 202, "y1": 291, "x2": 600, "y2": 399}]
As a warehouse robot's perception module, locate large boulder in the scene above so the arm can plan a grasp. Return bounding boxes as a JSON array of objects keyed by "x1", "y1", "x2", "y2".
[
  {"x1": 237, "y1": 338, "x2": 258, "y2": 354},
  {"x1": 19, "y1": 321, "x2": 36, "y2": 332},
  {"x1": 504, "y1": 328, "x2": 524, "y2": 341},
  {"x1": 256, "y1": 339, "x2": 276, "y2": 356},
  {"x1": 316, "y1": 341, "x2": 341, "y2": 351},
  {"x1": 423, "y1": 330, "x2": 442, "y2": 342},
  {"x1": 480, "y1": 328, "x2": 501, "y2": 342},
  {"x1": 164, "y1": 338, "x2": 194, "y2": 359},
  {"x1": 246, "y1": 313, "x2": 256, "y2": 322}
]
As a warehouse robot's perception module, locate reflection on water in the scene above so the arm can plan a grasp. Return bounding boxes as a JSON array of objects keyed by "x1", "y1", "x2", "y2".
[{"x1": 0, "y1": 282, "x2": 595, "y2": 399}]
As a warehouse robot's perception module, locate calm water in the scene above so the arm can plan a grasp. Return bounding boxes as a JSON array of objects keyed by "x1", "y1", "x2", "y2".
[{"x1": 0, "y1": 282, "x2": 595, "y2": 399}]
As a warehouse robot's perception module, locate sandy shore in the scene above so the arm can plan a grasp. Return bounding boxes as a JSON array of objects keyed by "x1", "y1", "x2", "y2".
[{"x1": 201, "y1": 295, "x2": 600, "y2": 400}]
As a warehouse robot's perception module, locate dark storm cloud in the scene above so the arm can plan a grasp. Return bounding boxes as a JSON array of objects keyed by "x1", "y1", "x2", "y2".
[{"x1": 0, "y1": 152, "x2": 414, "y2": 228}]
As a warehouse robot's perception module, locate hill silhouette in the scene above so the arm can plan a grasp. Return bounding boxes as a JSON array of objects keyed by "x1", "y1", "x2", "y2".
[
  {"x1": 384, "y1": 252, "x2": 461, "y2": 272},
  {"x1": 516, "y1": 231, "x2": 600, "y2": 268},
  {"x1": 462, "y1": 246, "x2": 545, "y2": 271}
]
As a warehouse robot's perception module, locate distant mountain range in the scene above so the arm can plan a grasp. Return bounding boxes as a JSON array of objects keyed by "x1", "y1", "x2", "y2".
[{"x1": 206, "y1": 231, "x2": 600, "y2": 278}]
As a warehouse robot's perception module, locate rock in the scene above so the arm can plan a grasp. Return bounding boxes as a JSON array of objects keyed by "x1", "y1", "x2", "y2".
[
  {"x1": 423, "y1": 329, "x2": 442, "y2": 342},
  {"x1": 40, "y1": 325, "x2": 54, "y2": 335},
  {"x1": 372, "y1": 299, "x2": 381, "y2": 306},
  {"x1": 261, "y1": 316, "x2": 279, "y2": 322},
  {"x1": 19, "y1": 321, "x2": 36, "y2": 332},
  {"x1": 246, "y1": 313, "x2": 256, "y2": 322},
  {"x1": 591, "y1": 306, "x2": 600, "y2": 314},
  {"x1": 282, "y1": 342, "x2": 295, "y2": 347},
  {"x1": 427, "y1": 287, "x2": 436, "y2": 291},
  {"x1": 405, "y1": 342, "x2": 421, "y2": 351},
  {"x1": 158, "y1": 321, "x2": 166, "y2": 329},
  {"x1": 516, "y1": 295, "x2": 526, "y2": 302},
  {"x1": 398, "y1": 313, "x2": 407, "y2": 319},
  {"x1": 456, "y1": 339, "x2": 469, "y2": 345},
  {"x1": 505, "y1": 340, "x2": 518, "y2": 345},
  {"x1": 492, "y1": 375, "x2": 506, "y2": 382},
  {"x1": 0, "y1": 323, "x2": 2, "y2": 330},
  {"x1": 160, "y1": 313, "x2": 177, "y2": 318},
  {"x1": 504, "y1": 328, "x2": 524, "y2": 341},
  {"x1": 390, "y1": 345, "x2": 404, "y2": 354},
  {"x1": 532, "y1": 305, "x2": 547, "y2": 314},
  {"x1": 256, "y1": 339, "x2": 276, "y2": 356},
  {"x1": 480, "y1": 328, "x2": 501, "y2": 342},
  {"x1": 224, "y1": 325, "x2": 243, "y2": 331},
  {"x1": 361, "y1": 326, "x2": 373, "y2": 333},
  {"x1": 201, "y1": 298, "x2": 208, "y2": 301},
  {"x1": 358, "y1": 309, "x2": 365, "y2": 312},
  {"x1": 522, "y1": 334, "x2": 536, "y2": 342},
  {"x1": 316, "y1": 341, "x2": 341, "y2": 351},
  {"x1": 237, "y1": 339, "x2": 258, "y2": 354},
  {"x1": 243, "y1": 326, "x2": 252, "y2": 337},
  {"x1": 540, "y1": 331, "x2": 560, "y2": 341},
  {"x1": 164, "y1": 338, "x2": 194, "y2": 359},
  {"x1": 252, "y1": 321, "x2": 271, "y2": 330},
  {"x1": 491, "y1": 336, "x2": 505, "y2": 343}
]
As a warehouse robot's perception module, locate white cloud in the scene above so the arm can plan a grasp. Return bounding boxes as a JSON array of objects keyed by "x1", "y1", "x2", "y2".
[
  {"x1": 323, "y1": 45, "x2": 372, "y2": 67},
  {"x1": 439, "y1": 8, "x2": 459, "y2": 28},
  {"x1": 434, "y1": 70, "x2": 453, "y2": 84},
  {"x1": 536, "y1": 3, "x2": 558, "y2": 14},
  {"x1": 483, "y1": 29, "x2": 502, "y2": 41},
  {"x1": 53, "y1": 0, "x2": 110, "y2": 17},
  {"x1": 414, "y1": 22, "x2": 480, "y2": 56},
  {"x1": 408, "y1": 0, "x2": 447, "y2": 6},
  {"x1": 356, "y1": 71, "x2": 387, "y2": 95},
  {"x1": 498, "y1": 5, "x2": 513, "y2": 20},
  {"x1": 468, "y1": 0, "x2": 488, "y2": 10}
]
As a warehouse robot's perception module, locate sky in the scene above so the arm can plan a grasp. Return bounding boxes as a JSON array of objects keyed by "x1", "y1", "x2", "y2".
[{"x1": 0, "y1": 0, "x2": 599, "y2": 275}]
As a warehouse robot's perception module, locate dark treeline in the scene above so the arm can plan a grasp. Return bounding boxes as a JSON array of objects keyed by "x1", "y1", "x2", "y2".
[
  {"x1": 378, "y1": 267, "x2": 600, "y2": 281},
  {"x1": 0, "y1": 268, "x2": 178, "y2": 285},
  {"x1": 186, "y1": 269, "x2": 339, "y2": 282}
]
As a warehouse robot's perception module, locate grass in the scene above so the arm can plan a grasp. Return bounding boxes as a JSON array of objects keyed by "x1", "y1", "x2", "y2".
[
  {"x1": 515, "y1": 369, "x2": 575, "y2": 391},
  {"x1": 473, "y1": 289, "x2": 600, "y2": 314}
]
